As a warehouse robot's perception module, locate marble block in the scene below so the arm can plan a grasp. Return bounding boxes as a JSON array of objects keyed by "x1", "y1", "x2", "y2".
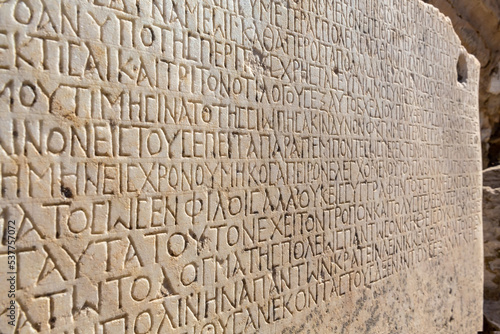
[{"x1": 0, "y1": 0, "x2": 483, "y2": 333}]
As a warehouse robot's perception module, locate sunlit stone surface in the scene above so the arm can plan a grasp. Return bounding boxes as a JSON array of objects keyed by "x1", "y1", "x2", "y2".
[{"x1": 0, "y1": 0, "x2": 482, "y2": 333}]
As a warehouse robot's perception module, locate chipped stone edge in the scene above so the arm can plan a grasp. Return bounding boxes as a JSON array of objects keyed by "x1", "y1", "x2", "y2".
[{"x1": 421, "y1": 1, "x2": 483, "y2": 332}]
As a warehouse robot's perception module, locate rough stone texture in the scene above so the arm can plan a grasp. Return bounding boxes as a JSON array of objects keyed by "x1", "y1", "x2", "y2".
[
  {"x1": 0, "y1": 0, "x2": 483, "y2": 333},
  {"x1": 424, "y1": 2, "x2": 500, "y2": 332},
  {"x1": 484, "y1": 166, "x2": 500, "y2": 330},
  {"x1": 426, "y1": 0, "x2": 500, "y2": 168}
]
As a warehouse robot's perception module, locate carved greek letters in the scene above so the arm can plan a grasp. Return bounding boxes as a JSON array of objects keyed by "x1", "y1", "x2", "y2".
[{"x1": 0, "y1": 0, "x2": 482, "y2": 333}]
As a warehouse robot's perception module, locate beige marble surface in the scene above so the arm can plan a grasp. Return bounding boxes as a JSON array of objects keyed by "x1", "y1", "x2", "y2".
[{"x1": 0, "y1": 0, "x2": 483, "y2": 333}]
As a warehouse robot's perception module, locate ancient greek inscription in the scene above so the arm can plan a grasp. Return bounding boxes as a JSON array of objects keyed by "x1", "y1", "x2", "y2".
[{"x1": 0, "y1": 0, "x2": 482, "y2": 333}]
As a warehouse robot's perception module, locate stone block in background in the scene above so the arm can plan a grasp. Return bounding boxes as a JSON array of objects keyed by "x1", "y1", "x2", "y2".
[
  {"x1": 0, "y1": 0, "x2": 483, "y2": 333},
  {"x1": 427, "y1": 0, "x2": 500, "y2": 167},
  {"x1": 484, "y1": 166, "x2": 500, "y2": 330}
]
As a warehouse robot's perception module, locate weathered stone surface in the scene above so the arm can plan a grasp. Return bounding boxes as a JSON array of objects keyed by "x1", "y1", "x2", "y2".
[
  {"x1": 0, "y1": 0, "x2": 482, "y2": 333},
  {"x1": 484, "y1": 166, "x2": 500, "y2": 331},
  {"x1": 427, "y1": 0, "x2": 500, "y2": 167}
]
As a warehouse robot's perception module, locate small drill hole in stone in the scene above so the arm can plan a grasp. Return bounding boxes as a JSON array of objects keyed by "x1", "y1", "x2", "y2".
[{"x1": 457, "y1": 53, "x2": 468, "y2": 83}]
